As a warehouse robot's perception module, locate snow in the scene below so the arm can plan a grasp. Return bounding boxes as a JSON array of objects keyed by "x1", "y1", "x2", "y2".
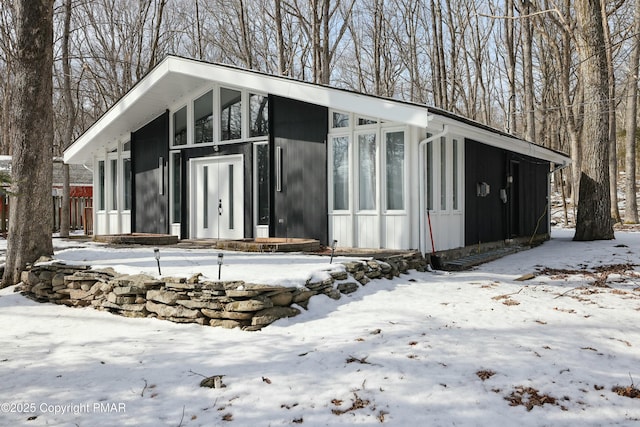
[{"x1": 1, "y1": 228, "x2": 639, "y2": 426}]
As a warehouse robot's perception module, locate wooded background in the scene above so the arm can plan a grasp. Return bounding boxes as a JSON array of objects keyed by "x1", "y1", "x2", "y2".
[{"x1": 0, "y1": 0, "x2": 638, "y2": 224}]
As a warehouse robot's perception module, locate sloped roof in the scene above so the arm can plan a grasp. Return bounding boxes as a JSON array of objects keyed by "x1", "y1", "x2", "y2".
[{"x1": 64, "y1": 55, "x2": 569, "y2": 166}]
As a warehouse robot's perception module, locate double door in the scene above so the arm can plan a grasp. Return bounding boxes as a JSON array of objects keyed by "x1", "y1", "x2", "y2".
[{"x1": 191, "y1": 155, "x2": 243, "y2": 239}]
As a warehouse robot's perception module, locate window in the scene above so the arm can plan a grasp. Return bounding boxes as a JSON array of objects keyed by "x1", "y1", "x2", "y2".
[
  {"x1": 440, "y1": 137, "x2": 447, "y2": 210},
  {"x1": 358, "y1": 117, "x2": 377, "y2": 126},
  {"x1": 332, "y1": 111, "x2": 349, "y2": 128},
  {"x1": 255, "y1": 144, "x2": 269, "y2": 225},
  {"x1": 110, "y1": 159, "x2": 118, "y2": 210},
  {"x1": 194, "y1": 90, "x2": 213, "y2": 144},
  {"x1": 385, "y1": 131, "x2": 404, "y2": 210},
  {"x1": 123, "y1": 158, "x2": 131, "y2": 210},
  {"x1": 98, "y1": 160, "x2": 105, "y2": 211},
  {"x1": 220, "y1": 87, "x2": 241, "y2": 140},
  {"x1": 173, "y1": 106, "x2": 187, "y2": 146},
  {"x1": 249, "y1": 94, "x2": 268, "y2": 137},
  {"x1": 358, "y1": 133, "x2": 376, "y2": 210},
  {"x1": 332, "y1": 136, "x2": 349, "y2": 210},
  {"x1": 453, "y1": 139, "x2": 459, "y2": 210},
  {"x1": 172, "y1": 153, "x2": 181, "y2": 223}
]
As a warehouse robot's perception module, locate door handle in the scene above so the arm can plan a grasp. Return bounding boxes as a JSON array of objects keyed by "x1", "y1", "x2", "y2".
[{"x1": 218, "y1": 199, "x2": 223, "y2": 216}]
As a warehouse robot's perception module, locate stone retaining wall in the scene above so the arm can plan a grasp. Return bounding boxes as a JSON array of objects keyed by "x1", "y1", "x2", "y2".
[{"x1": 16, "y1": 252, "x2": 428, "y2": 331}]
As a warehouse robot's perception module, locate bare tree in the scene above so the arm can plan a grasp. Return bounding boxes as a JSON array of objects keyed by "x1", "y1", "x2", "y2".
[
  {"x1": 573, "y1": 0, "x2": 614, "y2": 241},
  {"x1": 0, "y1": 4, "x2": 17, "y2": 154},
  {"x1": 517, "y1": 1, "x2": 536, "y2": 142},
  {"x1": 601, "y1": 1, "x2": 622, "y2": 223},
  {"x1": 59, "y1": 0, "x2": 75, "y2": 238},
  {"x1": 504, "y1": 0, "x2": 518, "y2": 134},
  {"x1": 2, "y1": 0, "x2": 54, "y2": 287},
  {"x1": 624, "y1": 0, "x2": 640, "y2": 223}
]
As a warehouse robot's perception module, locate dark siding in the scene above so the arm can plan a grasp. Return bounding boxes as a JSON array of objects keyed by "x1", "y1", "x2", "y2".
[
  {"x1": 178, "y1": 144, "x2": 253, "y2": 239},
  {"x1": 131, "y1": 112, "x2": 169, "y2": 234},
  {"x1": 465, "y1": 139, "x2": 549, "y2": 246},
  {"x1": 270, "y1": 95, "x2": 328, "y2": 245}
]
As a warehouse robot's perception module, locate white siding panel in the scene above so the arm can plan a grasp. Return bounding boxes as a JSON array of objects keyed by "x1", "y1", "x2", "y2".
[
  {"x1": 108, "y1": 212, "x2": 119, "y2": 234},
  {"x1": 121, "y1": 212, "x2": 131, "y2": 234},
  {"x1": 255, "y1": 225, "x2": 269, "y2": 238},
  {"x1": 330, "y1": 214, "x2": 353, "y2": 247},
  {"x1": 427, "y1": 212, "x2": 464, "y2": 252},
  {"x1": 356, "y1": 214, "x2": 379, "y2": 248},
  {"x1": 95, "y1": 212, "x2": 107, "y2": 235},
  {"x1": 383, "y1": 215, "x2": 409, "y2": 249}
]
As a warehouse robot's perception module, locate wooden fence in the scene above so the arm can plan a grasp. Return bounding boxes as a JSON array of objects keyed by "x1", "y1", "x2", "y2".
[{"x1": 1, "y1": 187, "x2": 93, "y2": 235}]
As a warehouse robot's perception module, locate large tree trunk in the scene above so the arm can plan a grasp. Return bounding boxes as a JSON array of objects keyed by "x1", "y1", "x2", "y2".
[
  {"x1": 59, "y1": 0, "x2": 75, "y2": 238},
  {"x1": 573, "y1": 0, "x2": 614, "y2": 241},
  {"x1": 624, "y1": 0, "x2": 640, "y2": 224},
  {"x1": 2, "y1": 0, "x2": 54, "y2": 287},
  {"x1": 601, "y1": 1, "x2": 621, "y2": 224}
]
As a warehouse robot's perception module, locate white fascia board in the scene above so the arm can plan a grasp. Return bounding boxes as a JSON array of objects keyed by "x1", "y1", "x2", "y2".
[
  {"x1": 429, "y1": 116, "x2": 571, "y2": 166},
  {"x1": 64, "y1": 60, "x2": 172, "y2": 164},
  {"x1": 66, "y1": 57, "x2": 431, "y2": 164},
  {"x1": 168, "y1": 57, "x2": 431, "y2": 128}
]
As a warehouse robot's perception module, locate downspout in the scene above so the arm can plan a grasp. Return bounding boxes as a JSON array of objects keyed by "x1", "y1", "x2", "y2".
[{"x1": 418, "y1": 124, "x2": 449, "y2": 256}]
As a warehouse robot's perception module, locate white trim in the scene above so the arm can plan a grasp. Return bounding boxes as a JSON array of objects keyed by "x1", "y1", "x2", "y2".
[
  {"x1": 428, "y1": 117, "x2": 568, "y2": 166},
  {"x1": 65, "y1": 57, "x2": 432, "y2": 164},
  {"x1": 66, "y1": 56, "x2": 569, "y2": 168},
  {"x1": 189, "y1": 154, "x2": 244, "y2": 239}
]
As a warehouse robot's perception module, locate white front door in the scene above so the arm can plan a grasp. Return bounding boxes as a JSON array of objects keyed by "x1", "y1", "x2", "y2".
[{"x1": 191, "y1": 155, "x2": 243, "y2": 239}]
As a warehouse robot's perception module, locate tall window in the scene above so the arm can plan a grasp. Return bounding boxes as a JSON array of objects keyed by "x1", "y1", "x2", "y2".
[
  {"x1": 110, "y1": 159, "x2": 118, "y2": 210},
  {"x1": 249, "y1": 94, "x2": 268, "y2": 137},
  {"x1": 123, "y1": 158, "x2": 131, "y2": 210},
  {"x1": 453, "y1": 139, "x2": 459, "y2": 210},
  {"x1": 440, "y1": 137, "x2": 447, "y2": 210},
  {"x1": 358, "y1": 133, "x2": 376, "y2": 210},
  {"x1": 173, "y1": 106, "x2": 187, "y2": 146},
  {"x1": 220, "y1": 87, "x2": 241, "y2": 140},
  {"x1": 98, "y1": 160, "x2": 105, "y2": 211},
  {"x1": 194, "y1": 90, "x2": 213, "y2": 144},
  {"x1": 332, "y1": 136, "x2": 349, "y2": 210},
  {"x1": 172, "y1": 153, "x2": 181, "y2": 223},
  {"x1": 385, "y1": 131, "x2": 404, "y2": 210},
  {"x1": 256, "y1": 144, "x2": 269, "y2": 225}
]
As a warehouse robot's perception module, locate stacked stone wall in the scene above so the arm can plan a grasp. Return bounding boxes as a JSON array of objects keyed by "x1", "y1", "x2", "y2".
[{"x1": 16, "y1": 252, "x2": 428, "y2": 331}]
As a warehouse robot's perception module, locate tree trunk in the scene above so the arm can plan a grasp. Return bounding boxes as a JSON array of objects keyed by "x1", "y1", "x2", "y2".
[
  {"x1": 505, "y1": 0, "x2": 517, "y2": 134},
  {"x1": 624, "y1": 0, "x2": 640, "y2": 224},
  {"x1": 2, "y1": 0, "x2": 54, "y2": 287},
  {"x1": 60, "y1": 0, "x2": 75, "y2": 238},
  {"x1": 573, "y1": 0, "x2": 614, "y2": 241},
  {"x1": 274, "y1": 0, "x2": 287, "y2": 75},
  {"x1": 600, "y1": 1, "x2": 621, "y2": 223},
  {"x1": 518, "y1": 1, "x2": 536, "y2": 142}
]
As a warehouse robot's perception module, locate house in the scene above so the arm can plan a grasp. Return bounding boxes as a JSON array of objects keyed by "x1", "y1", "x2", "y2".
[
  {"x1": 63, "y1": 55, "x2": 570, "y2": 255},
  {"x1": 0, "y1": 156, "x2": 93, "y2": 234}
]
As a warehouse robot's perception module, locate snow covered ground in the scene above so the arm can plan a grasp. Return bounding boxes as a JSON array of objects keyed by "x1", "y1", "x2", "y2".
[{"x1": 1, "y1": 228, "x2": 639, "y2": 426}]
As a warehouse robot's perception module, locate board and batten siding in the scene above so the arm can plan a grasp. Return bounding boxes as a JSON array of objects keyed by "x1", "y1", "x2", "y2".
[
  {"x1": 270, "y1": 96, "x2": 329, "y2": 245},
  {"x1": 131, "y1": 112, "x2": 170, "y2": 234}
]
